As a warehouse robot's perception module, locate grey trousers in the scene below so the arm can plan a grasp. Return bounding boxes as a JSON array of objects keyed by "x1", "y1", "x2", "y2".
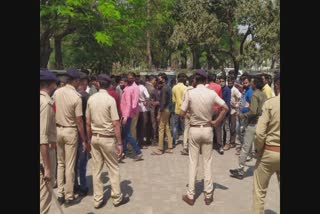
[{"x1": 239, "y1": 124, "x2": 256, "y2": 167}]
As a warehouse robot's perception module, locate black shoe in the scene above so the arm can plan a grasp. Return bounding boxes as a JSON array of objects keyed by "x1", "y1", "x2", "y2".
[
  {"x1": 79, "y1": 187, "x2": 89, "y2": 196},
  {"x1": 114, "y1": 197, "x2": 130, "y2": 207},
  {"x1": 94, "y1": 199, "x2": 107, "y2": 209},
  {"x1": 57, "y1": 197, "x2": 65, "y2": 205},
  {"x1": 64, "y1": 197, "x2": 81, "y2": 208},
  {"x1": 229, "y1": 168, "x2": 244, "y2": 180},
  {"x1": 219, "y1": 147, "x2": 224, "y2": 155}
]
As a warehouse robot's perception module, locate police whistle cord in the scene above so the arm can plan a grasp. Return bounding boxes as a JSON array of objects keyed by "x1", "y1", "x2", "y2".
[{"x1": 45, "y1": 182, "x2": 65, "y2": 214}]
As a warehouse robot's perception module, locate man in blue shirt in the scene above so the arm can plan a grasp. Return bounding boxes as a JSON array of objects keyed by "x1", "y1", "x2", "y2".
[{"x1": 237, "y1": 75, "x2": 253, "y2": 155}]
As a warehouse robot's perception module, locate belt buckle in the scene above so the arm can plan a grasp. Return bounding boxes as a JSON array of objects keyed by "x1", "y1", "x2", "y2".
[{"x1": 200, "y1": 125, "x2": 203, "y2": 128}]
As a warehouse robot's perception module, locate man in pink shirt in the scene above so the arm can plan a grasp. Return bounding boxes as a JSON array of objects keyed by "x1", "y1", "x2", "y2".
[
  {"x1": 130, "y1": 74, "x2": 140, "y2": 142},
  {"x1": 120, "y1": 72, "x2": 143, "y2": 161},
  {"x1": 206, "y1": 74, "x2": 223, "y2": 153}
]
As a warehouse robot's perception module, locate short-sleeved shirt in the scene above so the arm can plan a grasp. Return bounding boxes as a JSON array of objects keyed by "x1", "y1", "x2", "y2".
[
  {"x1": 180, "y1": 84, "x2": 225, "y2": 126},
  {"x1": 53, "y1": 84, "x2": 83, "y2": 127},
  {"x1": 40, "y1": 91, "x2": 56, "y2": 164},
  {"x1": 262, "y1": 83, "x2": 273, "y2": 99},
  {"x1": 138, "y1": 84, "x2": 150, "y2": 112},
  {"x1": 230, "y1": 86, "x2": 242, "y2": 115},
  {"x1": 207, "y1": 82, "x2": 223, "y2": 112},
  {"x1": 86, "y1": 89, "x2": 119, "y2": 136},
  {"x1": 172, "y1": 82, "x2": 187, "y2": 114},
  {"x1": 255, "y1": 95, "x2": 280, "y2": 152}
]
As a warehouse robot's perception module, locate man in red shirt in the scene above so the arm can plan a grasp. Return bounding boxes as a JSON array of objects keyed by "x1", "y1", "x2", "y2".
[
  {"x1": 106, "y1": 78, "x2": 121, "y2": 118},
  {"x1": 206, "y1": 74, "x2": 223, "y2": 153}
]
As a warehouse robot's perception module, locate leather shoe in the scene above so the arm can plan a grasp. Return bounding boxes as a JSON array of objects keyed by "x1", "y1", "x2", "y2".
[
  {"x1": 57, "y1": 196, "x2": 65, "y2": 205},
  {"x1": 182, "y1": 195, "x2": 194, "y2": 206},
  {"x1": 94, "y1": 199, "x2": 106, "y2": 209},
  {"x1": 114, "y1": 197, "x2": 130, "y2": 207},
  {"x1": 204, "y1": 195, "x2": 213, "y2": 205}
]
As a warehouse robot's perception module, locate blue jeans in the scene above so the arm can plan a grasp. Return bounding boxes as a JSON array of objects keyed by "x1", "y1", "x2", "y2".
[
  {"x1": 172, "y1": 113, "x2": 185, "y2": 144},
  {"x1": 75, "y1": 138, "x2": 88, "y2": 190},
  {"x1": 122, "y1": 117, "x2": 141, "y2": 155}
]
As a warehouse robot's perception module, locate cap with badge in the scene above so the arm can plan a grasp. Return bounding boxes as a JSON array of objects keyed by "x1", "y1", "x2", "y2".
[
  {"x1": 65, "y1": 68, "x2": 80, "y2": 79},
  {"x1": 97, "y1": 74, "x2": 112, "y2": 82},
  {"x1": 40, "y1": 69, "x2": 58, "y2": 82},
  {"x1": 195, "y1": 69, "x2": 208, "y2": 78}
]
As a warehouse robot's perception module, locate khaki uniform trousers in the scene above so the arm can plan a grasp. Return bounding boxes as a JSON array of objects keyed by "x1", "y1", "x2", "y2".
[
  {"x1": 40, "y1": 171, "x2": 51, "y2": 214},
  {"x1": 91, "y1": 135, "x2": 122, "y2": 206},
  {"x1": 56, "y1": 127, "x2": 78, "y2": 200},
  {"x1": 253, "y1": 150, "x2": 280, "y2": 214},
  {"x1": 187, "y1": 126, "x2": 214, "y2": 200},
  {"x1": 183, "y1": 117, "x2": 190, "y2": 150},
  {"x1": 158, "y1": 109, "x2": 173, "y2": 150},
  {"x1": 130, "y1": 112, "x2": 139, "y2": 141},
  {"x1": 49, "y1": 146, "x2": 57, "y2": 187}
]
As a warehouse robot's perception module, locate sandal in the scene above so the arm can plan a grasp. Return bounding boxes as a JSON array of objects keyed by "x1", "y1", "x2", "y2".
[{"x1": 151, "y1": 150, "x2": 163, "y2": 155}]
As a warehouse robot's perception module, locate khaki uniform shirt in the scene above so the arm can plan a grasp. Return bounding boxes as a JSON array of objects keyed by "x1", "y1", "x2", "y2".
[
  {"x1": 40, "y1": 91, "x2": 56, "y2": 164},
  {"x1": 53, "y1": 84, "x2": 82, "y2": 127},
  {"x1": 255, "y1": 95, "x2": 280, "y2": 152},
  {"x1": 86, "y1": 89, "x2": 119, "y2": 136},
  {"x1": 180, "y1": 84, "x2": 225, "y2": 126}
]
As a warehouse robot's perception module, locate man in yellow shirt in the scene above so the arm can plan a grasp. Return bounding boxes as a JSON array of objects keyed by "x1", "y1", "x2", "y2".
[
  {"x1": 261, "y1": 74, "x2": 273, "y2": 99},
  {"x1": 172, "y1": 73, "x2": 187, "y2": 146}
]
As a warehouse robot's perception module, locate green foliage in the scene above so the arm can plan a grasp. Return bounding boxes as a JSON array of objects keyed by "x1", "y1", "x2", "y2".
[{"x1": 41, "y1": 0, "x2": 280, "y2": 72}]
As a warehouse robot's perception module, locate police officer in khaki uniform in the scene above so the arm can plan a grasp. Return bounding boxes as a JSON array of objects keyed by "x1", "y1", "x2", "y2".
[
  {"x1": 180, "y1": 70, "x2": 228, "y2": 206},
  {"x1": 181, "y1": 74, "x2": 194, "y2": 155},
  {"x1": 53, "y1": 69, "x2": 89, "y2": 207},
  {"x1": 40, "y1": 69, "x2": 58, "y2": 214},
  {"x1": 86, "y1": 74, "x2": 130, "y2": 209},
  {"x1": 253, "y1": 73, "x2": 280, "y2": 214}
]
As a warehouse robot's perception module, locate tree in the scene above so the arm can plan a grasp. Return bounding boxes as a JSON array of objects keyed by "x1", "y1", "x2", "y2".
[{"x1": 169, "y1": 0, "x2": 220, "y2": 69}]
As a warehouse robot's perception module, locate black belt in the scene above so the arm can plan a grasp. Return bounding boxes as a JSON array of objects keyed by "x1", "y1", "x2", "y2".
[
  {"x1": 56, "y1": 124, "x2": 77, "y2": 128},
  {"x1": 92, "y1": 133, "x2": 115, "y2": 138}
]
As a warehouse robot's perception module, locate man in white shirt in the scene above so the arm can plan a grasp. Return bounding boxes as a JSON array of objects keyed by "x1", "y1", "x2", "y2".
[
  {"x1": 227, "y1": 75, "x2": 242, "y2": 149},
  {"x1": 137, "y1": 79, "x2": 150, "y2": 148}
]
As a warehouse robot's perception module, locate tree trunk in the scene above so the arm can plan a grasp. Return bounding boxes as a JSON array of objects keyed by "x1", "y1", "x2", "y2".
[
  {"x1": 207, "y1": 52, "x2": 214, "y2": 70},
  {"x1": 54, "y1": 37, "x2": 64, "y2": 69},
  {"x1": 233, "y1": 59, "x2": 239, "y2": 77},
  {"x1": 146, "y1": 0, "x2": 152, "y2": 69},
  {"x1": 40, "y1": 37, "x2": 52, "y2": 68},
  {"x1": 181, "y1": 51, "x2": 187, "y2": 69},
  {"x1": 270, "y1": 56, "x2": 275, "y2": 69},
  {"x1": 192, "y1": 48, "x2": 200, "y2": 69}
]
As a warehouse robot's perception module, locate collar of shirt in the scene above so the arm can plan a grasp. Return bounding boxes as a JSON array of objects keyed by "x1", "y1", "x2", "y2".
[
  {"x1": 196, "y1": 84, "x2": 206, "y2": 88},
  {"x1": 40, "y1": 90, "x2": 50, "y2": 97},
  {"x1": 66, "y1": 84, "x2": 77, "y2": 91},
  {"x1": 98, "y1": 89, "x2": 108, "y2": 94}
]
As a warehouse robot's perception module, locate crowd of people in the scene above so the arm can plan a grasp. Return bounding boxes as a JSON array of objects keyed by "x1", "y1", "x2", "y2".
[{"x1": 40, "y1": 68, "x2": 280, "y2": 214}]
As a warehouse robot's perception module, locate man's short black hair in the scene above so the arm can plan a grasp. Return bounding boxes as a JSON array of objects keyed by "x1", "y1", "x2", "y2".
[
  {"x1": 227, "y1": 75, "x2": 235, "y2": 82},
  {"x1": 261, "y1": 73, "x2": 270, "y2": 81},
  {"x1": 219, "y1": 75, "x2": 227, "y2": 81},
  {"x1": 148, "y1": 75, "x2": 156, "y2": 81},
  {"x1": 241, "y1": 74, "x2": 251, "y2": 82},
  {"x1": 177, "y1": 73, "x2": 187, "y2": 83},
  {"x1": 207, "y1": 74, "x2": 217, "y2": 82},
  {"x1": 99, "y1": 80, "x2": 111, "y2": 89},
  {"x1": 127, "y1": 72, "x2": 136, "y2": 78},
  {"x1": 252, "y1": 76, "x2": 264, "y2": 90},
  {"x1": 158, "y1": 72, "x2": 168, "y2": 81},
  {"x1": 194, "y1": 74, "x2": 206, "y2": 84}
]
